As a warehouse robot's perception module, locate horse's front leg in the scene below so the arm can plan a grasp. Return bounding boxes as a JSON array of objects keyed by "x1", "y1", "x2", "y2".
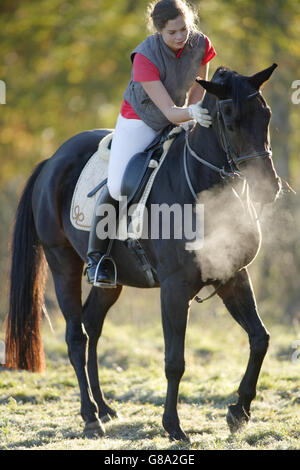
[
  {"x1": 160, "y1": 273, "x2": 190, "y2": 442},
  {"x1": 217, "y1": 268, "x2": 270, "y2": 432}
]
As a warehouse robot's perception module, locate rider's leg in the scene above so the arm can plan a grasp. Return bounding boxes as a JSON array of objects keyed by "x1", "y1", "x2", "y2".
[
  {"x1": 85, "y1": 185, "x2": 119, "y2": 286},
  {"x1": 85, "y1": 114, "x2": 157, "y2": 287},
  {"x1": 107, "y1": 114, "x2": 157, "y2": 200}
]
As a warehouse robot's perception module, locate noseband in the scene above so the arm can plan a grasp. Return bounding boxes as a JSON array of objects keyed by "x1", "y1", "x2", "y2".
[{"x1": 184, "y1": 90, "x2": 273, "y2": 201}]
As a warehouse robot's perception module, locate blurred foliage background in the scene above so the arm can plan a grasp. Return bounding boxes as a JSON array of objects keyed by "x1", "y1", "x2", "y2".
[{"x1": 0, "y1": 0, "x2": 299, "y2": 328}]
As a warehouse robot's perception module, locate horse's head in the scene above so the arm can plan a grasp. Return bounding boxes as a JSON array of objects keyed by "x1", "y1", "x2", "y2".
[{"x1": 197, "y1": 64, "x2": 281, "y2": 204}]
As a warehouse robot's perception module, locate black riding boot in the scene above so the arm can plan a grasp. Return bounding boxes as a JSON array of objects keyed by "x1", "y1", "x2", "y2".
[{"x1": 85, "y1": 186, "x2": 119, "y2": 287}]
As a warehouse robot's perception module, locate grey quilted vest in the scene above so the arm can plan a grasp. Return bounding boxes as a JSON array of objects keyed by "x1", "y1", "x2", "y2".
[{"x1": 123, "y1": 31, "x2": 207, "y2": 131}]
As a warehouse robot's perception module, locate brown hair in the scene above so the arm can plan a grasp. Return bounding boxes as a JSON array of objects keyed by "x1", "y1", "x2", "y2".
[{"x1": 146, "y1": 0, "x2": 199, "y2": 32}]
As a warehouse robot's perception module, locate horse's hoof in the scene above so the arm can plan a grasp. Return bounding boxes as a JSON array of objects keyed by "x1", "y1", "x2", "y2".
[
  {"x1": 99, "y1": 406, "x2": 120, "y2": 423},
  {"x1": 100, "y1": 410, "x2": 121, "y2": 423},
  {"x1": 84, "y1": 419, "x2": 105, "y2": 438},
  {"x1": 169, "y1": 429, "x2": 190, "y2": 443},
  {"x1": 163, "y1": 417, "x2": 190, "y2": 443},
  {"x1": 226, "y1": 404, "x2": 250, "y2": 433}
]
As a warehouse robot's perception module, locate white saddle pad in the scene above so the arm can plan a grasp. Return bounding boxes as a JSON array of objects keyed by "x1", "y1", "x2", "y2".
[
  {"x1": 70, "y1": 127, "x2": 182, "y2": 235},
  {"x1": 70, "y1": 132, "x2": 112, "y2": 231}
]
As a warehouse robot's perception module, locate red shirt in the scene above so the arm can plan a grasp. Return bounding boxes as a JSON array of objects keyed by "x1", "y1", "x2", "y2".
[{"x1": 120, "y1": 35, "x2": 216, "y2": 120}]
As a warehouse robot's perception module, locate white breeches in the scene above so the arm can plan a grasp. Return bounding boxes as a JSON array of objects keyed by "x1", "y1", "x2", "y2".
[{"x1": 107, "y1": 114, "x2": 158, "y2": 201}]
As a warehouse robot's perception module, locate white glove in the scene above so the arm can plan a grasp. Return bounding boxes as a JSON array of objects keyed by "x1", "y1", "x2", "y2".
[{"x1": 188, "y1": 101, "x2": 212, "y2": 128}]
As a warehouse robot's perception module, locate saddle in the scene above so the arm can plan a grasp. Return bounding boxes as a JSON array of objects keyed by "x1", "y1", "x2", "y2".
[{"x1": 87, "y1": 124, "x2": 180, "y2": 205}]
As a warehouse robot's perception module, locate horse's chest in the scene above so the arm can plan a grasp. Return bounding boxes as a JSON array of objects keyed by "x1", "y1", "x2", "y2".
[{"x1": 193, "y1": 193, "x2": 261, "y2": 282}]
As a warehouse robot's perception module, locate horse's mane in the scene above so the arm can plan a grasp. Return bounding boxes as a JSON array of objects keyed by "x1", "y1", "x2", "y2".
[{"x1": 212, "y1": 66, "x2": 250, "y2": 120}]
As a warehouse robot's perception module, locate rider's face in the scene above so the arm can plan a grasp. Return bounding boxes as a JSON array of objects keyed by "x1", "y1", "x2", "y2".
[{"x1": 160, "y1": 15, "x2": 189, "y2": 52}]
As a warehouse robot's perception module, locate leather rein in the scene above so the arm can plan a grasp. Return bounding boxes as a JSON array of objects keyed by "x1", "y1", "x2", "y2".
[{"x1": 184, "y1": 90, "x2": 273, "y2": 202}]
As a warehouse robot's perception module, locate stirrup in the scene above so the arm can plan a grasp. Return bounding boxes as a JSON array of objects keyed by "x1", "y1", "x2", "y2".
[{"x1": 93, "y1": 254, "x2": 117, "y2": 288}]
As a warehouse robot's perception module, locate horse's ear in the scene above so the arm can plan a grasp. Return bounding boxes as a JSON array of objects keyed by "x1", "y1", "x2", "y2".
[
  {"x1": 196, "y1": 78, "x2": 228, "y2": 99},
  {"x1": 247, "y1": 63, "x2": 278, "y2": 90}
]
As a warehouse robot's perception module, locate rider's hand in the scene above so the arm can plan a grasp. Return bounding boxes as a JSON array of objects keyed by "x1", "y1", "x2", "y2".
[{"x1": 188, "y1": 101, "x2": 212, "y2": 128}]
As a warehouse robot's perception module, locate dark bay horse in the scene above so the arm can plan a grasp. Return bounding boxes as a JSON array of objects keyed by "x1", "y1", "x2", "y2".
[{"x1": 5, "y1": 64, "x2": 281, "y2": 441}]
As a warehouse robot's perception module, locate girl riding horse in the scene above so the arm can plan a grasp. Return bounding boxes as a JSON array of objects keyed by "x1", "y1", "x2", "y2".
[{"x1": 85, "y1": 0, "x2": 216, "y2": 287}]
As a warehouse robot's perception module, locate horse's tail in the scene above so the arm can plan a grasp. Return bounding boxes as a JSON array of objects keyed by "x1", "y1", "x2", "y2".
[{"x1": 5, "y1": 160, "x2": 48, "y2": 372}]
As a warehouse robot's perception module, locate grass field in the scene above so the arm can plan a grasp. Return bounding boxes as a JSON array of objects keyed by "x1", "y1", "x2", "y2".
[{"x1": 0, "y1": 285, "x2": 300, "y2": 450}]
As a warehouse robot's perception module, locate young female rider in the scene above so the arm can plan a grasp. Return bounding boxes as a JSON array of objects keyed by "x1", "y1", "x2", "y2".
[{"x1": 85, "y1": 0, "x2": 216, "y2": 286}]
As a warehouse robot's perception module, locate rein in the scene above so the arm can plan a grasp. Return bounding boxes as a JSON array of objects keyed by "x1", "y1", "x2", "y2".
[{"x1": 183, "y1": 132, "x2": 242, "y2": 202}]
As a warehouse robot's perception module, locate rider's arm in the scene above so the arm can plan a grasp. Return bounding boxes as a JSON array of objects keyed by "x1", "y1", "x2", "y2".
[
  {"x1": 140, "y1": 62, "x2": 209, "y2": 125},
  {"x1": 140, "y1": 80, "x2": 192, "y2": 124},
  {"x1": 134, "y1": 53, "x2": 192, "y2": 124}
]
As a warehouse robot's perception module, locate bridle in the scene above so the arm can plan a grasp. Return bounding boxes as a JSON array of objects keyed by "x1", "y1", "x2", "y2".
[
  {"x1": 216, "y1": 90, "x2": 272, "y2": 168},
  {"x1": 184, "y1": 90, "x2": 273, "y2": 202}
]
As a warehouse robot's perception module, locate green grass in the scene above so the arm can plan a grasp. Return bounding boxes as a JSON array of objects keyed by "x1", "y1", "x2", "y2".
[{"x1": 0, "y1": 287, "x2": 300, "y2": 450}]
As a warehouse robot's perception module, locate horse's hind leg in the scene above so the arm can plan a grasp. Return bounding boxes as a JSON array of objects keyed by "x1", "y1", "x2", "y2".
[
  {"x1": 217, "y1": 268, "x2": 270, "y2": 432},
  {"x1": 82, "y1": 285, "x2": 123, "y2": 423},
  {"x1": 44, "y1": 245, "x2": 104, "y2": 436}
]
